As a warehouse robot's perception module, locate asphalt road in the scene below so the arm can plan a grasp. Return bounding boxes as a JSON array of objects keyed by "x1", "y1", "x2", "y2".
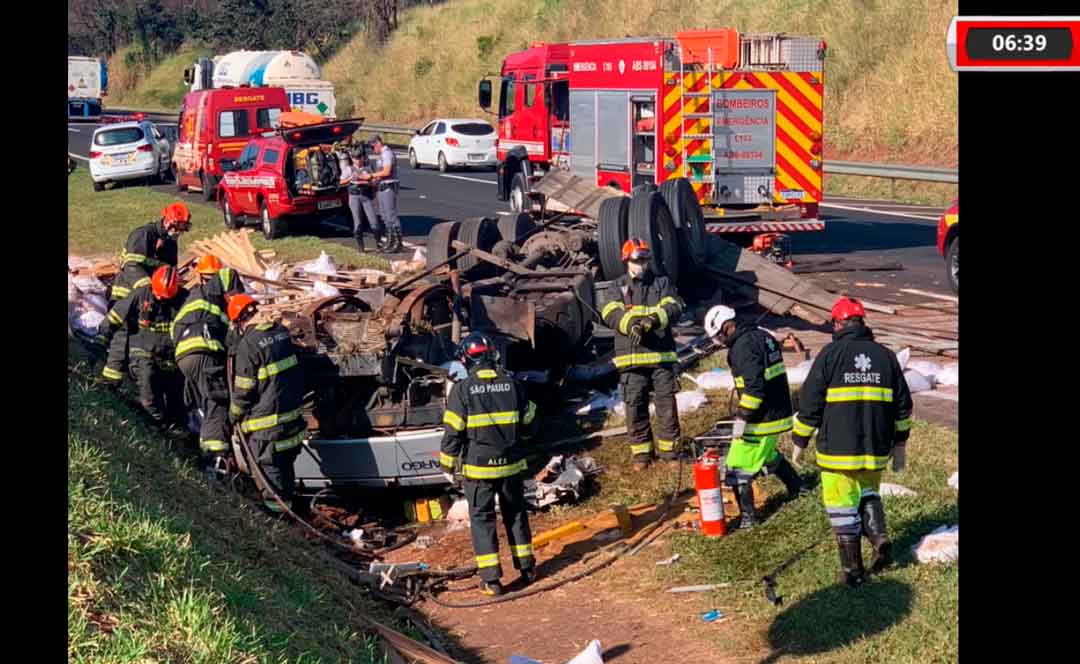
[{"x1": 69, "y1": 121, "x2": 952, "y2": 298}]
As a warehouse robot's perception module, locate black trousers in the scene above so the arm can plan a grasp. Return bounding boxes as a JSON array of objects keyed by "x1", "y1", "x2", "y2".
[
  {"x1": 247, "y1": 434, "x2": 301, "y2": 511},
  {"x1": 620, "y1": 365, "x2": 681, "y2": 461},
  {"x1": 130, "y1": 352, "x2": 184, "y2": 424},
  {"x1": 464, "y1": 474, "x2": 534, "y2": 582},
  {"x1": 178, "y1": 353, "x2": 230, "y2": 454},
  {"x1": 102, "y1": 327, "x2": 129, "y2": 382}
]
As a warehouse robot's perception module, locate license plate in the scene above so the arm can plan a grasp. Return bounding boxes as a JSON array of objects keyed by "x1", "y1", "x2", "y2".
[
  {"x1": 468, "y1": 153, "x2": 485, "y2": 160},
  {"x1": 317, "y1": 199, "x2": 342, "y2": 210}
]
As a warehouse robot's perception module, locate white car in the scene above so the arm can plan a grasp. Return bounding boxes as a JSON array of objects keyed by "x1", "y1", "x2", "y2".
[
  {"x1": 88, "y1": 121, "x2": 172, "y2": 191},
  {"x1": 408, "y1": 118, "x2": 497, "y2": 172}
]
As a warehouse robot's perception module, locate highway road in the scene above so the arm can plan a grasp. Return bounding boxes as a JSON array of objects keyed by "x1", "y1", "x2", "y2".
[{"x1": 69, "y1": 120, "x2": 953, "y2": 301}]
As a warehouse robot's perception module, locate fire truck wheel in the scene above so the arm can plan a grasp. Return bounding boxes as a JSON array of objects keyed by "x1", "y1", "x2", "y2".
[
  {"x1": 409, "y1": 149, "x2": 419, "y2": 169},
  {"x1": 628, "y1": 190, "x2": 680, "y2": 282},
  {"x1": 260, "y1": 202, "x2": 286, "y2": 240},
  {"x1": 92, "y1": 180, "x2": 105, "y2": 192},
  {"x1": 457, "y1": 217, "x2": 501, "y2": 276},
  {"x1": 201, "y1": 171, "x2": 216, "y2": 202},
  {"x1": 510, "y1": 173, "x2": 528, "y2": 214},
  {"x1": 661, "y1": 177, "x2": 707, "y2": 268},
  {"x1": 438, "y1": 152, "x2": 449, "y2": 173},
  {"x1": 222, "y1": 197, "x2": 242, "y2": 230},
  {"x1": 946, "y1": 236, "x2": 958, "y2": 295},
  {"x1": 426, "y1": 221, "x2": 461, "y2": 270},
  {"x1": 598, "y1": 196, "x2": 631, "y2": 281},
  {"x1": 498, "y1": 212, "x2": 534, "y2": 245}
]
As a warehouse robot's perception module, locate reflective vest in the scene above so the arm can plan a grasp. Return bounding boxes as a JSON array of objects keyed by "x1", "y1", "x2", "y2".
[
  {"x1": 100, "y1": 285, "x2": 186, "y2": 362},
  {"x1": 600, "y1": 272, "x2": 683, "y2": 370},
  {"x1": 229, "y1": 322, "x2": 306, "y2": 449},
  {"x1": 726, "y1": 323, "x2": 794, "y2": 436}
]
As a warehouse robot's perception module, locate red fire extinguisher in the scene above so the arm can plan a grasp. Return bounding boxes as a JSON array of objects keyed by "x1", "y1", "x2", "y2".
[{"x1": 694, "y1": 448, "x2": 728, "y2": 538}]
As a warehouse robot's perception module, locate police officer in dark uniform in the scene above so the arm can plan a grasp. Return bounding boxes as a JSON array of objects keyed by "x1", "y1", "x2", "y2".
[
  {"x1": 792, "y1": 297, "x2": 914, "y2": 587},
  {"x1": 440, "y1": 332, "x2": 538, "y2": 596}
]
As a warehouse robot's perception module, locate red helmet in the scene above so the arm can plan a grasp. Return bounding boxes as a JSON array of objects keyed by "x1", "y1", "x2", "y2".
[
  {"x1": 162, "y1": 202, "x2": 192, "y2": 231},
  {"x1": 831, "y1": 296, "x2": 866, "y2": 322},
  {"x1": 621, "y1": 238, "x2": 651, "y2": 262},
  {"x1": 228, "y1": 294, "x2": 258, "y2": 322},
  {"x1": 150, "y1": 266, "x2": 180, "y2": 300}
]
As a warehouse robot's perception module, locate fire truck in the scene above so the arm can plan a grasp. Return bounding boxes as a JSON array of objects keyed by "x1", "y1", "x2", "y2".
[{"x1": 479, "y1": 29, "x2": 827, "y2": 235}]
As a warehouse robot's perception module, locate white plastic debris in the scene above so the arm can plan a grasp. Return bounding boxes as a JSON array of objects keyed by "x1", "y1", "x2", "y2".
[
  {"x1": 300, "y1": 251, "x2": 338, "y2": 277},
  {"x1": 345, "y1": 528, "x2": 365, "y2": 545},
  {"x1": 676, "y1": 389, "x2": 708, "y2": 412},
  {"x1": 263, "y1": 264, "x2": 284, "y2": 282},
  {"x1": 72, "y1": 275, "x2": 108, "y2": 295},
  {"x1": 907, "y1": 360, "x2": 942, "y2": 383},
  {"x1": 311, "y1": 280, "x2": 341, "y2": 297},
  {"x1": 656, "y1": 553, "x2": 681, "y2": 566},
  {"x1": 937, "y1": 363, "x2": 959, "y2": 387},
  {"x1": 511, "y1": 638, "x2": 605, "y2": 664},
  {"x1": 440, "y1": 361, "x2": 468, "y2": 382},
  {"x1": 896, "y1": 347, "x2": 911, "y2": 370},
  {"x1": 786, "y1": 359, "x2": 815, "y2": 386},
  {"x1": 690, "y1": 368, "x2": 735, "y2": 391},
  {"x1": 904, "y1": 370, "x2": 933, "y2": 393},
  {"x1": 447, "y1": 499, "x2": 470, "y2": 524},
  {"x1": 73, "y1": 311, "x2": 106, "y2": 336},
  {"x1": 913, "y1": 525, "x2": 958, "y2": 564},
  {"x1": 879, "y1": 482, "x2": 918, "y2": 497},
  {"x1": 948, "y1": 472, "x2": 959, "y2": 490},
  {"x1": 576, "y1": 391, "x2": 622, "y2": 415},
  {"x1": 68, "y1": 273, "x2": 79, "y2": 303}
]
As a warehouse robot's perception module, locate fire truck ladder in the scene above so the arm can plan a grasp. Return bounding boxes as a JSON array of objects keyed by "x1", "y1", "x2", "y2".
[{"x1": 678, "y1": 46, "x2": 715, "y2": 186}]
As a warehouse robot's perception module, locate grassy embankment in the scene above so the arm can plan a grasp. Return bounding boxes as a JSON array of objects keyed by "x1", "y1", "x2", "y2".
[{"x1": 105, "y1": 44, "x2": 212, "y2": 112}]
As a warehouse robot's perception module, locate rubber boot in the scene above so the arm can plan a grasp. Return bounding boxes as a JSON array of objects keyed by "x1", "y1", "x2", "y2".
[
  {"x1": 388, "y1": 228, "x2": 404, "y2": 253},
  {"x1": 479, "y1": 580, "x2": 503, "y2": 597},
  {"x1": 734, "y1": 481, "x2": 760, "y2": 529},
  {"x1": 771, "y1": 456, "x2": 807, "y2": 499},
  {"x1": 836, "y1": 533, "x2": 866, "y2": 588},
  {"x1": 519, "y1": 568, "x2": 537, "y2": 587},
  {"x1": 861, "y1": 496, "x2": 892, "y2": 573},
  {"x1": 355, "y1": 235, "x2": 366, "y2": 253}
]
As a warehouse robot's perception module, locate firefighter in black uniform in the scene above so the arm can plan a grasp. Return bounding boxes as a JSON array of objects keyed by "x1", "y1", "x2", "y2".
[
  {"x1": 600, "y1": 238, "x2": 685, "y2": 471},
  {"x1": 440, "y1": 332, "x2": 538, "y2": 597},
  {"x1": 705, "y1": 305, "x2": 805, "y2": 529},
  {"x1": 227, "y1": 294, "x2": 307, "y2": 514},
  {"x1": 101, "y1": 202, "x2": 192, "y2": 385},
  {"x1": 98, "y1": 266, "x2": 188, "y2": 428},
  {"x1": 172, "y1": 254, "x2": 246, "y2": 475},
  {"x1": 792, "y1": 297, "x2": 914, "y2": 587}
]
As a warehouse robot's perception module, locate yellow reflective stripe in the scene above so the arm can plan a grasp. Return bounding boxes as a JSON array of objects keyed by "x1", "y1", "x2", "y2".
[
  {"x1": 654, "y1": 306, "x2": 669, "y2": 329},
  {"x1": 133, "y1": 277, "x2": 151, "y2": 288},
  {"x1": 442, "y1": 410, "x2": 465, "y2": 431},
  {"x1": 512, "y1": 543, "x2": 534, "y2": 558},
  {"x1": 895, "y1": 418, "x2": 912, "y2": 432},
  {"x1": 200, "y1": 439, "x2": 227, "y2": 453},
  {"x1": 826, "y1": 387, "x2": 894, "y2": 402},
  {"x1": 601, "y1": 301, "x2": 625, "y2": 319},
  {"x1": 234, "y1": 375, "x2": 256, "y2": 390},
  {"x1": 108, "y1": 310, "x2": 123, "y2": 325},
  {"x1": 240, "y1": 408, "x2": 302, "y2": 433},
  {"x1": 257, "y1": 355, "x2": 298, "y2": 380},
  {"x1": 658, "y1": 296, "x2": 679, "y2": 308},
  {"x1": 612, "y1": 351, "x2": 678, "y2": 368},
  {"x1": 466, "y1": 411, "x2": 520, "y2": 428},
  {"x1": 657, "y1": 438, "x2": 676, "y2": 452},
  {"x1": 111, "y1": 286, "x2": 131, "y2": 299},
  {"x1": 176, "y1": 336, "x2": 224, "y2": 357},
  {"x1": 462, "y1": 460, "x2": 527, "y2": 479},
  {"x1": 220, "y1": 268, "x2": 234, "y2": 290},
  {"x1": 439, "y1": 452, "x2": 457, "y2": 467},
  {"x1": 630, "y1": 442, "x2": 653, "y2": 456},
  {"x1": 230, "y1": 403, "x2": 245, "y2": 417},
  {"x1": 734, "y1": 376, "x2": 745, "y2": 389},
  {"x1": 793, "y1": 416, "x2": 816, "y2": 437},
  {"x1": 765, "y1": 362, "x2": 786, "y2": 380},
  {"x1": 523, "y1": 401, "x2": 537, "y2": 426},
  {"x1": 739, "y1": 393, "x2": 763, "y2": 410},
  {"x1": 101, "y1": 366, "x2": 123, "y2": 380},
  {"x1": 816, "y1": 452, "x2": 890, "y2": 471},
  {"x1": 475, "y1": 553, "x2": 500, "y2": 568},
  {"x1": 476, "y1": 369, "x2": 497, "y2": 379},
  {"x1": 274, "y1": 432, "x2": 304, "y2": 452},
  {"x1": 744, "y1": 417, "x2": 793, "y2": 435},
  {"x1": 174, "y1": 299, "x2": 229, "y2": 326},
  {"x1": 122, "y1": 252, "x2": 147, "y2": 265}
]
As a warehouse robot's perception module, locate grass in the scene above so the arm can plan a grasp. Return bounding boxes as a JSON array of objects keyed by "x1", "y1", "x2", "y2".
[
  {"x1": 67, "y1": 168, "x2": 390, "y2": 271},
  {"x1": 67, "y1": 347, "x2": 400, "y2": 662},
  {"x1": 105, "y1": 44, "x2": 212, "y2": 112}
]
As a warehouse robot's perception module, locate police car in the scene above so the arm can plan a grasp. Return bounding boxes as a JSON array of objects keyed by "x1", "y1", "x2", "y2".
[{"x1": 88, "y1": 120, "x2": 172, "y2": 191}]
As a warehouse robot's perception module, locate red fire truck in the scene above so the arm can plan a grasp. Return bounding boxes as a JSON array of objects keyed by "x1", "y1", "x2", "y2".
[{"x1": 480, "y1": 29, "x2": 827, "y2": 235}]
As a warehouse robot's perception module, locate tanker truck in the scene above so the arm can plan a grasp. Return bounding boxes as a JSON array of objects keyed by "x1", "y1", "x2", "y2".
[
  {"x1": 184, "y1": 50, "x2": 336, "y2": 118},
  {"x1": 68, "y1": 56, "x2": 108, "y2": 120}
]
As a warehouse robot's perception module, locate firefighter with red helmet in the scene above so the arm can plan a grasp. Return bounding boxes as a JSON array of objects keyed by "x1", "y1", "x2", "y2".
[
  {"x1": 600, "y1": 238, "x2": 685, "y2": 471},
  {"x1": 227, "y1": 294, "x2": 307, "y2": 514},
  {"x1": 101, "y1": 202, "x2": 193, "y2": 386},
  {"x1": 172, "y1": 255, "x2": 246, "y2": 473},
  {"x1": 440, "y1": 332, "x2": 539, "y2": 597},
  {"x1": 704, "y1": 305, "x2": 805, "y2": 529},
  {"x1": 792, "y1": 296, "x2": 914, "y2": 587},
  {"x1": 98, "y1": 266, "x2": 189, "y2": 428}
]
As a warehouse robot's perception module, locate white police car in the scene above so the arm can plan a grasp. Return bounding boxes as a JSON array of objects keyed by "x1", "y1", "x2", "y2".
[{"x1": 88, "y1": 120, "x2": 172, "y2": 191}]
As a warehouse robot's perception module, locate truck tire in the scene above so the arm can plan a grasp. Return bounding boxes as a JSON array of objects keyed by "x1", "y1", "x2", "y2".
[
  {"x1": 92, "y1": 180, "x2": 105, "y2": 192},
  {"x1": 426, "y1": 221, "x2": 460, "y2": 270},
  {"x1": 498, "y1": 212, "x2": 534, "y2": 245},
  {"x1": 456, "y1": 216, "x2": 501, "y2": 276},
  {"x1": 260, "y1": 202, "x2": 286, "y2": 240},
  {"x1": 201, "y1": 171, "x2": 216, "y2": 202},
  {"x1": 510, "y1": 172, "x2": 528, "y2": 214},
  {"x1": 598, "y1": 197, "x2": 630, "y2": 281},
  {"x1": 628, "y1": 191, "x2": 679, "y2": 282},
  {"x1": 660, "y1": 177, "x2": 707, "y2": 268},
  {"x1": 222, "y1": 196, "x2": 242, "y2": 230},
  {"x1": 946, "y1": 236, "x2": 958, "y2": 295}
]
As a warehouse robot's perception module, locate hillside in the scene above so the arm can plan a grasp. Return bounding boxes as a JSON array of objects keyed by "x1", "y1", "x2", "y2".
[{"x1": 105, "y1": 44, "x2": 212, "y2": 111}]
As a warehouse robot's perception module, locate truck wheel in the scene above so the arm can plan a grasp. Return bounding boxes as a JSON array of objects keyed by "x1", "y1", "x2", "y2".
[
  {"x1": 510, "y1": 172, "x2": 528, "y2": 214},
  {"x1": 660, "y1": 177, "x2": 708, "y2": 269},
  {"x1": 426, "y1": 221, "x2": 460, "y2": 270},
  {"x1": 173, "y1": 165, "x2": 185, "y2": 192},
  {"x1": 201, "y1": 171, "x2": 216, "y2": 202},
  {"x1": 409, "y1": 149, "x2": 419, "y2": 169},
  {"x1": 92, "y1": 180, "x2": 105, "y2": 192},
  {"x1": 261, "y1": 202, "x2": 286, "y2": 240},
  {"x1": 497, "y1": 212, "x2": 534, "y2": 245},
  {"x1": 223, "y1": 197, "x2": 242, "y2": 230},
  {"x1": 456, "y1": 217, "x2": 501, "y2": 276},
  {"x1": 438, "y1": 152, "x2": 449, "y2": 173},
  {"x1": 598, "y1": 197, "x2": 631, "y2": 281},
  {"x1": 628, "y1": 190, "x2": 679, "y2": 282},
  {"x1": 946, "y1": 236, "x2": 958, "y2": 295}
]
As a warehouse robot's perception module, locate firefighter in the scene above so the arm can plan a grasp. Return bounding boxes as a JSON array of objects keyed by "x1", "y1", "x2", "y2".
[
  {"x1": 227, "y1": 294, "x2": 306, "y2": 514},
  {"x1": 439, "y1": 332, "x2": 538, "y2": 597},
  {"x1": 101, "y1": 202, "x2": 193, "y2": 386},
  {"x1": 353, "y1": 135, "x2": 402, "y2": 253},
  {"x1": 172, "y1": 255, "x2": 245, "y2": 475},
  {"x1": 98, "y1": 266, "x2": 188, "y2": 429},
  {"x1": 705, "y1": 305, "x2": 805, "y2": 529},
  {"x1": 791, "y1": 297, "x2": 914, "y2": 587},
  {"x1": 600, "y1": 238, "x2": 685, "y2": 472}
]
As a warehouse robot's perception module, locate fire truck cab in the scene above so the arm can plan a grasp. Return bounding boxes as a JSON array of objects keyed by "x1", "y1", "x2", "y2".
[{"x1": 481, "y1": 29, "x2": 827, "y2": 234}]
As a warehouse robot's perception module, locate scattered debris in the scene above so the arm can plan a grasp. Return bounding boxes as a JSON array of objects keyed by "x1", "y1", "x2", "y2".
[
  {"x1": 786, "y1": 359, "x2": 815, "y2": 386},
  {"x1": 854, "y1": 282, "x2": 887, "y2": 288},
  {"x1": 937, "y1": 363, "x2": 959, "y2": 387},
  {"x1": 701, "y1": 609, "x2": 726, "y2": 623},
  {"x1": 904, "y1": 370, "x2": 934, "y2": 393},
  {"x1": 526, "y1": 455, "x2": 602, "y2": 508},
  {"x1": 879, "y1": 483, "x2": 918, "y2": 497},
  {"x1": 413, "y1": 535, "x2": 435, "y2": 550},
  {"x1": 668, "y1": 583, "x2": 731, "y2": 593},
  {"x1": 510, "y1": 638, "x2": 605, "y2": 664},
  {"x1": 656, "y1": 554, "x2": 681, "y2": 566},
  {"x1": 948, "y1": 472, "x2": 959, "y2": 490},
  {"x1": 575, "y1": 391, "x2": 622, "y2": 415},
  {"x1": 390, "y1": 248, "x2": 427, "y2": 274},
  {"x1": 446, "y1": 499, "x2": 470, "y2": 525},
  {"x1": 688, "y1": 368, "x2": 735, "y2": 391},
  {"x1": 907, "y1": 360, "x2": 942, "y2": 383},
  {"x1": 300, "y1": 250, "x2": 339, "y2": 277},
  {"x1": 614, "y1": 389, "x2": 707, "y2": 416},
  {"x1": 592, "y1": 528, "x2": 623, "y2": 542},
  {"x1": 913, "y1": 525, "x2": 958, "y2": 564}
]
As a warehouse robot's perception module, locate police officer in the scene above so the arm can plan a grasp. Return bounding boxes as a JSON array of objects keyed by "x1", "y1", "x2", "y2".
[
  {"x1": 227, "y1": 294, "x2": 306, "y2": 514},
  {"x1": 705, "y1": 305, "x2": 804, "y2": 529},
  {"x1": 792, "y1": 297, "x2": 913, "y2": 587},
  {"x1": 354, "y1": 135, "x2": 402, "y2": 253},
  {"x1": 600, "y1": 238, "x2": 685, "y2": 472},
  {"x1": 341, "y1": 147, "x2": 378, "y2": 252},
  {"x1": 440, "y1": 332, "x2": 538, "y2": 597},
  {"x1": 101, "y1": 202, "x2": 192, "y2": 386}
]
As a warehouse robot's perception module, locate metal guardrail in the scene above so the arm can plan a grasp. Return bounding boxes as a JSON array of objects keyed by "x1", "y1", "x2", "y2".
[{"x1": 825, "y1": 160, "x2": 958, "y2": 184}]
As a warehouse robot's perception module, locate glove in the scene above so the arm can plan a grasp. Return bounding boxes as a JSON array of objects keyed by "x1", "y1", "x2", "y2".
[
  {"x1": 731, "y1": 419, "x2": 746, "y2": 440},
  {"x1": 628, "y1": 322, "x2": 644, "y2": 346},
  {"x1": 649, "y1": 313, "x2": 664, "y2": 330},
  {"x1": 891, "y1": 445, "x2": 907, "y2": 473},
  {"x1": 791, "y1": 445, "x2": 803, "y2": 468},
  {"x1": 639, "y1": 316, "x2": 654, "y2": 332}
]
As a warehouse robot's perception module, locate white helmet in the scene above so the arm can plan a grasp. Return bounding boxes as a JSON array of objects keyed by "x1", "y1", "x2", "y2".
[{"x1": 705, "y1": 305, "x2": 736, "y2": 339}]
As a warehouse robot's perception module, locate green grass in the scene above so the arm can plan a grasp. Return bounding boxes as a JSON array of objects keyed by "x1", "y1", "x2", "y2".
[
  {"x1": 68, "y1": 348, "x2": 399, "y2": 662},
  {"x1": 67, "y1": 168, "x2": 389, "y2": 271},
  {"x1": 106, "y1": 44, "x2": 212, "y2": 112}
]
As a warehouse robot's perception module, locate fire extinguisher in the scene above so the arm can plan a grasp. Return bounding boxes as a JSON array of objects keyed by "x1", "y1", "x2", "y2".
[{"x1": 694, "y1": 448, "x2": 728, "y2": 538}]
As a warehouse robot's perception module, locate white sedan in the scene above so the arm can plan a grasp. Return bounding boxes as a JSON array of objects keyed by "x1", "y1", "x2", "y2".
[
  {"x1": 88, "y1": 120, "x2": 172, "y2": 191},
  {"x1": 408, "y1": 118, "x2": 497, "y2": 172}
]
